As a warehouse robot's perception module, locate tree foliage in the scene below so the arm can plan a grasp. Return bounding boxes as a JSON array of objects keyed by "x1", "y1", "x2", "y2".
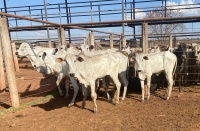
[{"x1": 145, "y1": 8, "x2": 186, "y2": 44}]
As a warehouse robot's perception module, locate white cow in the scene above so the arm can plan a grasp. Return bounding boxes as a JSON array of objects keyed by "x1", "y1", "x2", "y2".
[
  {"x1": 193, "y1": 45, "x2": 200, "y2": 84},
  {"x1": 54, "y1": 44, "x2": 114, "y2": 101},
  {"x1": 135, "y1": 51, "x2": 177, "y2": 101},
  {"x1": 16, "y1": 43, "x2": 73, "y2": 103},
  {"x1": 79, "y1": 43, "x2": 129, "y2": 101},
  {"x1": 16, "y1": 42, "x2": 55, "y2": 68},
  {"x1": 62, "y1": 51, "x2": 128, "y2": 113},
  {"x1": 34, "y1": 51, "x2": 80, "y2": 107}
]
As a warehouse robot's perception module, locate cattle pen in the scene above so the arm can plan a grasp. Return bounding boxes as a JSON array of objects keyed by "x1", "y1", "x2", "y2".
[{"x1": 0, "y1": 0, "x2": 200, "y2": 130}]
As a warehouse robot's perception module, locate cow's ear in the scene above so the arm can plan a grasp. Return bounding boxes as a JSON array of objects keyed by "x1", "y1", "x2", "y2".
[
  {"x1": 43, "y1": 52, "x2": 47, "y2": 56},
  {"x1": 89, "y1": 45, "x2": 94, "y2": 50},
  {"x1": 67, "y1": 44, "x2": 71, "y2": 48},
  {"x1": 143, "y1": 56, "x2": 148, "y2": 60},
  {"x1": 52, "y1": 48, "x2": 58, "y2": 55},
  {"x1": 76, "y1": 57, "x2": 84, "y2": 62},
  {"x1": 56, "y1": 58, "x2": 64, "y2": 63}
]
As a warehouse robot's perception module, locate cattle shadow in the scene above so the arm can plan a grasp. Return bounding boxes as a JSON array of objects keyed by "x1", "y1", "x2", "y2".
[{"x1": 19, "y1": 74, "x2": 58, "y2": 98}]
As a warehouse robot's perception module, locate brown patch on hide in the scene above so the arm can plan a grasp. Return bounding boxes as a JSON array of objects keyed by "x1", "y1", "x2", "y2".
[
  {"x1": 77, "y1": 57, "x2": 84, "y2": 62},
  {"x1": 56, "y1": 58, "x2": 64, "y2": 63},
  {"x1": 67, "y1": 44, "x2": 71, "y2": 48},
  {"x1": 143, "y1": 56, "x2": 148, "y2": 60}
]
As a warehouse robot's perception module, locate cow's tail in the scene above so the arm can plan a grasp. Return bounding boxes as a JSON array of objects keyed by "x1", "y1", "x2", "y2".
[
  {"x1": 126, "y1": 58, "x2": 129, "y2": 79},
  {"x1": 172, "y1": 58, "x2": 177, "y2": 77}
]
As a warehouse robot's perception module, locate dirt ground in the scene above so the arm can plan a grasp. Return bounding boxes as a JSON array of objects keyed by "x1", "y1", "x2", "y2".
[{"x1": 0, "y1": 58, "x2": 200, "y2": 131}]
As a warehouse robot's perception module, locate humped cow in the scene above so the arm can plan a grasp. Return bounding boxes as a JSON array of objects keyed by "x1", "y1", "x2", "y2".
[
  {"x1": 135, "y1": 51, "x2": 177, "y2": 101},
  {"x1": 79, "y1": 43, "x2": 129, "y2": 101},
  {"x1": 60, "y1": 51, "x2": 129, "y2": 113}
]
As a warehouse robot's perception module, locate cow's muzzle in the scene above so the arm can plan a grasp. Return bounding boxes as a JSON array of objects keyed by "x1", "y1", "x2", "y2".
[{"x1": 69, "y1": 73, "x2": 75, "y2": 77}]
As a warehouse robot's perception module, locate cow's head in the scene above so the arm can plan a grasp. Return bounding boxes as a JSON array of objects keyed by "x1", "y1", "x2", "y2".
[
  {"x1": 135, "y1": 54, "x2": 149, "y2": 80},
  {"x1": 15, "y1": 42, "x2": 33, "y2": 57},
  {"x1": 34, "y1": 51, "x2": 54, "y2": 75},
  {"x1": 80, "y1": 43, "x2": 94, "y2": 54}
]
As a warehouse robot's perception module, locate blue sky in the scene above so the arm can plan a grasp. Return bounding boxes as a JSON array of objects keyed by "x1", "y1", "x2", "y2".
[{"x1": 0, "y1": 0, "x2": 199, "y2": 42}]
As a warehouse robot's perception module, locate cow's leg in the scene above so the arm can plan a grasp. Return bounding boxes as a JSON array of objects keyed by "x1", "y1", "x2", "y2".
[
  {"x1": 56, "y1": 75, "x2": 64, "y2": 96},
  {"x1": 140, "y1": 80, "x2": 145, "y2": 102},
  {"x1": 110, "y1": 75, "x2": 121, "y2": 105},
  {"x1": 64, "y1": 77, "x2": 70, "y2": 98},
  {"x1": 165, "y1": 73, "x2": 174, "y2": 100},
  {"x1": 68, "y1": 77, "x2": 79, "y2": 108},
  {"x1": 81, "y1": 85, "x2": 87, "y2": 109},
  {"x1": 119, "y1": 72, "x2": 128, "y2": 101},
  {"x1": 90, "y1": 81, "x2": 98, "y2": 113},
  {"x1": 146, "y1": 76, "x2": 151, "y2": 100},
  {"x1": 102, "y1": 78, "x2": 111, "y2": 101}
]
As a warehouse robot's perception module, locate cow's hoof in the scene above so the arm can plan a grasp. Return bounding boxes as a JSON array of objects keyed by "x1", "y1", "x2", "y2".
[
  {"x1": 68, "y1": 103, "x2": 74, "y2": 108},
  {"x1": 59, "y1": 92, "x2": 64, "y2": 96},
  {"x1": 120, "y1": 97, "x2": 125, "y2": 101},
  {"x1": 81, "y1": 103, "x2": 86, "y2": 109},
  {"x1": 93, "y1": 108, "x2": 98, "y2": 113}
]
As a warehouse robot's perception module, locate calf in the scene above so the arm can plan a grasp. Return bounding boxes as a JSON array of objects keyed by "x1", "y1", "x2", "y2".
[{"x1": 135, "y1": 51, "x2": 177, "y2": 101}]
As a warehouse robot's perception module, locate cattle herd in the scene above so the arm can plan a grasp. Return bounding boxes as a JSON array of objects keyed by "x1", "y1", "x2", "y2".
[{"x1": 15, "y1": 42, "x2": 200, "y2": 113}]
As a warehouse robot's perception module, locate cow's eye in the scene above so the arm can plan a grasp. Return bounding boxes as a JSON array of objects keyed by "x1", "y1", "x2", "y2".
[
  {"x1": 60, "y1": 48, "x2": 63, "y2": 49},
  {"x1": 39, "y1": 55, "x2": 41, "y2": 57}
]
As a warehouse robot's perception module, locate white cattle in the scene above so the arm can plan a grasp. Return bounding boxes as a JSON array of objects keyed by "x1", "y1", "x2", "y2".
[
  {"x1": 62, "y1": 51, "x2": 129, "y2": 113},
  {"x1": 16, "y1": 42, "x2": 55, "y2": 67},
  {"x1": 79, "y1": 43, "x2": 129, "y2": 101},
  {"x1": 135, "y1": 51, "x2": 177, "y2": 101},
  {"x1": 16, "y1": 43, "x2": 76, "y2": 105},
  {"x1": 193, "y1": 44, "x2": 200, "y2": 60},
  {"x1": 54, "y1": 44, "x2": 112, "y2": 101},
  {"x1": 34, "y1": 51, "x2": 80, "y2": 107}
]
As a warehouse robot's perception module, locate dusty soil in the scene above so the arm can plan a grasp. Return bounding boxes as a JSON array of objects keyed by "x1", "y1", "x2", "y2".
[{"x1": 0, "y1": 58, "x2": 200, "y2": 131}]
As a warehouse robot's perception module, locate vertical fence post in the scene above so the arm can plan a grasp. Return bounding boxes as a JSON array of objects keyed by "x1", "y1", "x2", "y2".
[
  {"x1": 11, "y1": 41, "x2": 19, "y2": 72},
  {"x1": 142, "y1": 23, "x2": 148, "y2": 53},
  {"x1": 109, "y1": 34, "x2": 113, "y2": 49},
  {"x1": 59, "y1": 27, "x2": 65, "y2": 45},
  {"x1": 0, "y1": 18, "x2": 19, "y2": 107},
  {"x1": 169, "y1": 35, "x2": 173, "y2": 48},
  {"x1": 89, "y1": 31, "x2": 94, "y2": 46},
  {"x1": 121, "y1": 35, "x2": 126, "y2": 47},
  {"x1": 58, "y1": 27, "x2": 66, "y2": 46},
  {"x1": 0, "y1": 39, "x2": 6, "y2": 91}
]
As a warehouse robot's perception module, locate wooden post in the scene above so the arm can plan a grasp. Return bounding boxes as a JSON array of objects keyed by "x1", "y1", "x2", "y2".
[
  {"x1": 0, "y1": 39, "x2": 6, "y2": 91},
  {"x1": 121, "y1": 35, "x2": 126, "y2": 47},
  {"x1": 0, "y1": 18, "x2": 19, "y2": 107},
  {"x1": 11, "y1": 42, "x2": 19, "y2": 72},
  {"x1": 58, "y1": 27, "x2": 65, "y2": 45},
  {"x1": 169, "y1": 35, "x2": 173, "y2": 48},
  {"x1": 109, "y1": 34, "x2": 113, "y2": 49},
  {"x1": 89, "y1": 31, "x2": 94, "y2": 46},
  {"x1": 57, "y1": 28, "x2": 61, "y2": 46},
  {"x1": 142, "y1": 23, "x2": 148, "y2": 53},
  {"x1": 48, "y1": 39, "x2": 52, "y2": 48}
]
